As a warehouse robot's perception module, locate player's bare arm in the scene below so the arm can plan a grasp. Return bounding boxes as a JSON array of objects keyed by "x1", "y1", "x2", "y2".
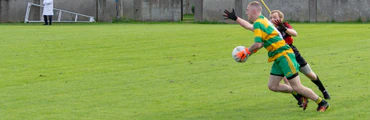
[
  {"x1": 248, "y1": 42, "x2": 263, "y2": 55},
  {"x1": 285, "y1": 28, "x2": 298, "y2": 37},
  {"x1": 236, "y1": 17, "x2": 254, "y2": 31},
  {"x1": 224, "y1": 9, "x2": 253, "y2": 31}
]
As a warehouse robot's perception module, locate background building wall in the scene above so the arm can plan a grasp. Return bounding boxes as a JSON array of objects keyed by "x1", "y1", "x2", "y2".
[
  {"x1": 317, "y1": 0, "x2": 370, "y2": 22},
  {"x1": 0, "y1": 0, "x2": 181, "y2": 22},
  {"x1": 1, "y1": 0, "x2": 370, "y2": 23},
  {"x1": 0, "y1": 0, "x2": 40, "y2": 22},
  {"x1": 196, "y1": 0, "x2": 370, "y2": 23}
]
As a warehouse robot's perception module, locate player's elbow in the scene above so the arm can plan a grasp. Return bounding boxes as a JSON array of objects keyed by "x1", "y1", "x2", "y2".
[
  {"x1": 291, "y1": 32, "x2": 298, "y2": 37},
  {"x1": 287, "y1": 29, "x2": 298, "y2": 37}
]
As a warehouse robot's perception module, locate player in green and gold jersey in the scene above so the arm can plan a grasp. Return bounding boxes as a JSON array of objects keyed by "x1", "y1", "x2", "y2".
[{"x1": 224, "y1": 1, "x2": 329, "y2": 112}]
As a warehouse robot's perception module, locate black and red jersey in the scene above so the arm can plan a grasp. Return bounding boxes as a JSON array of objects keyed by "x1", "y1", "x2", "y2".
[{"x1": 279, "y1": 22, "x2": 294, "y2": 45}]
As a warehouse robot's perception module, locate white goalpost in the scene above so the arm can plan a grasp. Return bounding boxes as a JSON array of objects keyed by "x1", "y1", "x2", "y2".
[{"x1": 24, "y1": 2, "x2": 95, "y2": 23}]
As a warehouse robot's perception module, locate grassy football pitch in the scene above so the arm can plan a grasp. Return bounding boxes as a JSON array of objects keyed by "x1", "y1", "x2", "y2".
[{"x1": 0, "y1": 23, "x2": 369, "y2": 119}]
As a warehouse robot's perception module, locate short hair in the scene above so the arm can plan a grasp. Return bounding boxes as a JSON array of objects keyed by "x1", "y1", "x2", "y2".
[
  {"x1": 248, "y1": 1, "x2": 262, "y2": 12},
  {"x1": 271, "y1": 10, "x2": 284, "y2": 19}
]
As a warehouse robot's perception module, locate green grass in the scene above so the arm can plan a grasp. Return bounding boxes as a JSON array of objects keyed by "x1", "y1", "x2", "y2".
[
  {"x1": 0, "y1": 23, "x2": 369, "y2": 119},
  {"x1": 183, "y1": 14, "x2": 195, "y2": 22}
]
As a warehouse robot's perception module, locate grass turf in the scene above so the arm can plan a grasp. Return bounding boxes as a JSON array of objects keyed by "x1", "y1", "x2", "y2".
[{"x1": 0, "y1": 23, "x2": 369, "y2": 119}]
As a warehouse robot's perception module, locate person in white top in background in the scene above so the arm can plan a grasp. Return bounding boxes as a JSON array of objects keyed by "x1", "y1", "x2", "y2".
[{"x1": 43, "y1": 0, "x2": 54, "y2": 25}]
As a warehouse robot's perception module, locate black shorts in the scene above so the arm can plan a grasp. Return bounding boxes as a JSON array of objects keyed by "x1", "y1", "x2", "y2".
[{"x1": 289, "y1": 44, "x2": 307, "y2": 68}]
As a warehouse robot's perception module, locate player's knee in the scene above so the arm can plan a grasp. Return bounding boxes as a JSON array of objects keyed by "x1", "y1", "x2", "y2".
[
  {"x1": 289, "y1": 81, "x2": 303, "y2": 92},
  {"x1": 291, "y1": 87, "x2": 302, "y2": 93},
  {"x1": 299, "y1": 64, "x2": 313, "y2": 75},
  {"x1": 291, "y1": 85, "x2": 307, "y2": 94},
  {"x1": 268, "y1": 85, "x2": 279, "y2": 92}
]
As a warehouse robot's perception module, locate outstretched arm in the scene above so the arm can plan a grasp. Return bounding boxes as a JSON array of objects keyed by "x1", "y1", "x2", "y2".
[
  {"x1": 224, "y1": 9, "x2": 253, "y2": 31},
  {"x1": 236, "y1": 17, "x2": 254, "y2": 31}
]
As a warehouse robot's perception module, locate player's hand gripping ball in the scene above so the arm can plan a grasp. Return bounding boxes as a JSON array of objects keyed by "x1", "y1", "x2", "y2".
[{"x1": 232, "y1": 46, "x2": 250, "y2": 63}]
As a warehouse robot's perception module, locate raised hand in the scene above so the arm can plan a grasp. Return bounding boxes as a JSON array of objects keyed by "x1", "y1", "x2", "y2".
[{"x1": 223, "y1": 9, "x2": 238, "y2": 21}]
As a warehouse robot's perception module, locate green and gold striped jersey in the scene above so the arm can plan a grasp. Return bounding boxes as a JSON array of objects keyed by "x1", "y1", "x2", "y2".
[{"x1": 253, "y1": 15, "x2": 293, "y2": 62}]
